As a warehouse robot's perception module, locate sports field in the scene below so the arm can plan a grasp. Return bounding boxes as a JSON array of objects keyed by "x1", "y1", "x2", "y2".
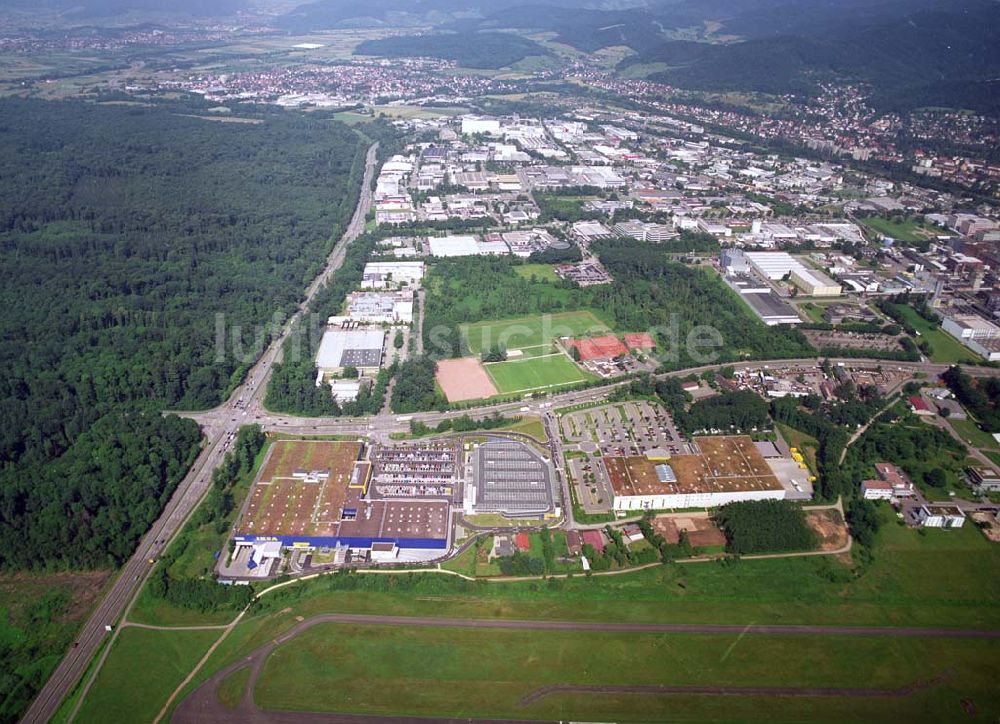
[
  {"x1": 462, "y1": 310, "x2": 609, "y2": 359},
  {"x1": 486, "y1": 354, "x2": 593, "y2": 394}
]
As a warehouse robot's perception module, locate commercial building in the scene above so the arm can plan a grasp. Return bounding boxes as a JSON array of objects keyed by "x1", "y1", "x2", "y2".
[
  {"x1": 233, "y1": 440, "x2": 451, "y2": 565},
  {"x1": 861, "y1": 480, "x2": 894, "y2": 500},
  {"x1": 315, "y1": 328, "x2": 386, "y2": 376},
  {"x1": 918, "y1": 504, "x2": 966, "y2": 529},
  {"x1": 329, "y1": 379, "x2": 363, "y2": 403},
  {"x1": 607, "y1": 436, "x2": 787, "y2": 511},
  {"x1": 967, "y1": 466, "x2": 1000, "y2": 493},
  {"x1": 466, "y1": 438, "x2": 555, "y2": 518},
  {"x1": 613, "y1": 220, "x2": 678, "y2": 243},
  {"x1": 873, "y1": 462, "x2": 915, "y2": 497}
]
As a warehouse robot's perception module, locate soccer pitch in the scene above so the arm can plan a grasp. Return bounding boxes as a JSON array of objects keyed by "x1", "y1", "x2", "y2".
[
  {"x1": 462, "y1": 311, "x2": 609, "y2": 357},
  {"x1": 485, "y1": 354, "x2": 593, "y2": 394}
]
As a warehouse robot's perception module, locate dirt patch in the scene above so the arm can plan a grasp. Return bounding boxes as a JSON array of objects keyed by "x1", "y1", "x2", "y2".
[
  {"x1": 971, "y1": 512, "x2": 1000, "y2": 543},
  {"x1": 651, "y1": 513, "x2": 726, "y2": 548},
  {"x1": 436, "y1": 357, "x2": 498, "y2": 402},
  {"x1": 807, "y1": 509, "x2": 850, "y2": 551}
]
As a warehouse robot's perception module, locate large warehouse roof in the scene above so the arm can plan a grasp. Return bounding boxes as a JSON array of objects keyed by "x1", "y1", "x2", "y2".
[{"x1": 316, "y1": 329, "x2": 386, "y2": 370}]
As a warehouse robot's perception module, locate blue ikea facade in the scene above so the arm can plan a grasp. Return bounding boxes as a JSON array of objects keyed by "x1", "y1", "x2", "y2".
[{"x1": 235, "y1": 534, "x2": 448, "y2": 550}]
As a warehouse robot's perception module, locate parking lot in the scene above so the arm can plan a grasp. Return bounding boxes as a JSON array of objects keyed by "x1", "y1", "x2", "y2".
[
  {"x1": 560, "y1": 400, "x2": 683, "y2": 456},
  {"x1": 560, "y1": 401, "x2": 684, "y2": 515},
  {"x1": 471, "y1": 439, "x2": 555, "y2": 517}
]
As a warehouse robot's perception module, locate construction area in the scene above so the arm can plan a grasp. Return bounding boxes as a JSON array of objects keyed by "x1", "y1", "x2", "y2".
[
  {"x1": 605, "y1": 436, "x2": 792, "y2": 511},
  {"x1": 227, "y1": 439, "x2": 451, "y2": 577}
]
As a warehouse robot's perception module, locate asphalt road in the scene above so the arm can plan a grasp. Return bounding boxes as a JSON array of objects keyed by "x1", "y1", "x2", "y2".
[
  {"x1": 181, "y1": 357, "x2": 1000, "y2": 442},
  {"x1": 172, "y1": 612, "x2": 993, "y2": 723},
  {"x1": 22, "y1": 142, "x2": 380, "y2": 724}
]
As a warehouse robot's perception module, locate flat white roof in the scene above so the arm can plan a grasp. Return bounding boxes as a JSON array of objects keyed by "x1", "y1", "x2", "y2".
[
  {"x1": 429, "y1": 235, "x2": 480, "y2": 257},
  {"x1": 316, "y1": 329, "x2": 386, "y2": 369}
]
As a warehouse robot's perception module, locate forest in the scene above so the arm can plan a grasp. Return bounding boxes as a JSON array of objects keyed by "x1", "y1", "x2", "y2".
[
  {"x1": 675, "y1": 390, "x2": 770, "y2": 435},
  {"x1": 715, "y1": 500, "x2": 816, "y2": 555},
  {"x1": 0, "y1": 98, "x2": 367, "y2": 570}
]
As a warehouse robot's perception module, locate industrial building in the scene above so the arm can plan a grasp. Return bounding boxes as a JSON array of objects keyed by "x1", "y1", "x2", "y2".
[
  {"x1": 744, "y1": 251, "x2": 841, "y2": 296},
  {"x1": 941, "y1": 313, "x2": 1000, "y2": 361},
  {"x1": 724, "y1": 273, "x2": 802, "y2": 326},
  {"x1": 606, "y1": 436, "x2": 788, "y2": 511},
  {"x1": 315, "y1": 328, "x2": 386, "y2": 376},
  {"x1": 345, "y1": 290, "x2": 414, "y2": 324},
  {"x1": 428, "y1": 235, "x2": 481, "y2": 257},
  {"x1": 461, "y1": 116, "x2": 501, "y2": 135},
  {"x1": 361, "y1": 261, "x2": 425, "y2": 290}
]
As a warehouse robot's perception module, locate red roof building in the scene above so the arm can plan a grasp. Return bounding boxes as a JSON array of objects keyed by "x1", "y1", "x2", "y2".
[
  {"x1": 909, "y1": 395, "x2": 932, "y2": 415},
  {"x1": 571, "y1": 335, "x2": 629, "y2": 361},
  {"x1": 514, "y1": 532, "x2": 530, "y2": 552}
]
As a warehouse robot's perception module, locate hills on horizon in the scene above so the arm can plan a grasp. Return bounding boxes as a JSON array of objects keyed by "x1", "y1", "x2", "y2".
[{"x1": 2, "y1": 0, "x2": 997, "y2": 114}]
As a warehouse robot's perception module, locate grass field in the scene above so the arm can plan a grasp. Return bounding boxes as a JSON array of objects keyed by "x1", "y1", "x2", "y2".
[
  {"x1": 75, "y1": 627, "x2": 218, "y2": 724},
  {"x1": 948, "y1": 418, "x2": 1000, "y2": 451},
  {"x1": 889, "y1": 304, "x2": 981, "y2": 364},
  {"x1": 253, "y1": 623, "x2": 999, "y2": 721},
  {"x1": 82, "y1": 508, "x2": 1000, "y2": 723},
  {"x1": 216, "y1": 666, "x2": 251, "y2": 710},
  {"x1": 514, "y1": 264, "x2": 560, "y2": 282},
  {"x1": 486, "y1": 354, "x2": 593, "y2": 394},
  {"x1": 462, "y1": 310, "x2": 610, "y2": 356},
  {"x1": 859, "y1": 216, "x2": 944, "y2": 246}
]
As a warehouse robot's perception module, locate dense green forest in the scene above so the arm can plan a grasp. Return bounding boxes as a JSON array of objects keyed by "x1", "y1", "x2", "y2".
[
  {"x1": 676, "y1": 390, "x2": 770, "y2": 435},
  {"x1": 942, "y1": 367, "x2": 1000, "y2": 433},
  {"x1": 0, "y1": 98, "x2": 366, "y2": 571},
  {"x1": 715, "y1": 500, "x2": 816, "y2": 555}
]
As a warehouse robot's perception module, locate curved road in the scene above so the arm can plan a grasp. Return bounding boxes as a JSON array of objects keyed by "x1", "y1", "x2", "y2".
[{"x1": 22, "y1": 142, "x2": 381, "y2": 724}]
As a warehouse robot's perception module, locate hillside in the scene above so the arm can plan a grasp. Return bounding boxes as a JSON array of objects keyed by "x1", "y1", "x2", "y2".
[{"x1": 623, "y1": 2, "x2": 1000, "y2": 111}]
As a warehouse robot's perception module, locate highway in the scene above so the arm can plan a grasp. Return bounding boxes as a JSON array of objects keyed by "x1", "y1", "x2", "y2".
[{"x1": 21, "y1": 142, "x2": 380, "y2": 724}]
